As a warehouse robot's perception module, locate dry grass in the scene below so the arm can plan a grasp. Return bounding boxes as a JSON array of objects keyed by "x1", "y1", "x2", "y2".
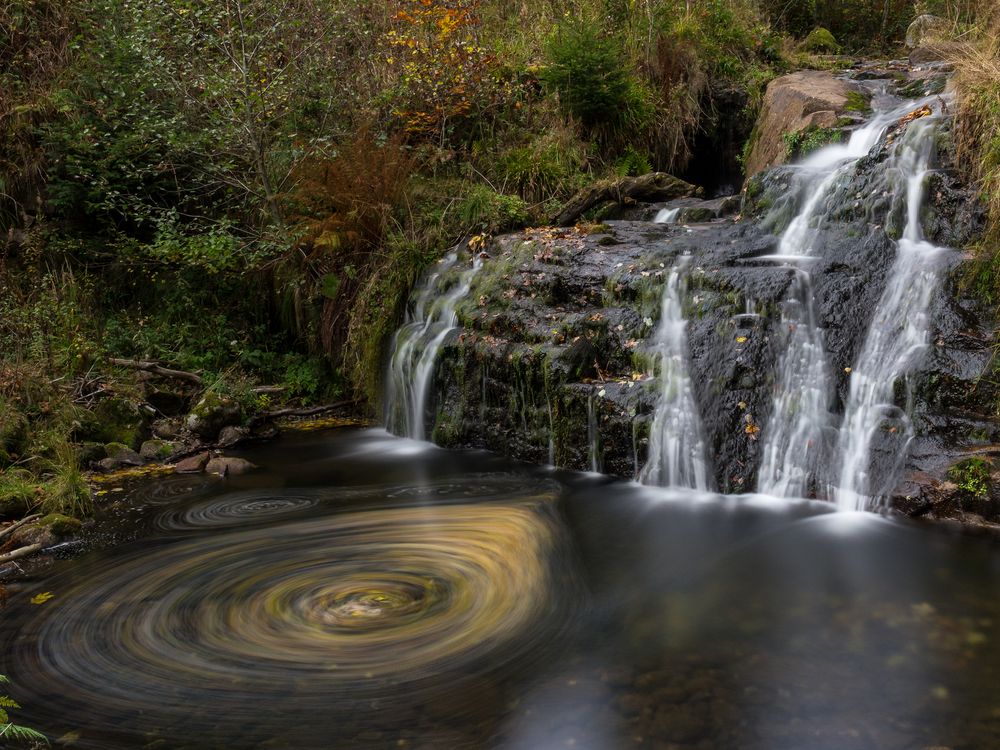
[{"x1": 950, "y1": 4, "x2": 1000, "y2": 307}]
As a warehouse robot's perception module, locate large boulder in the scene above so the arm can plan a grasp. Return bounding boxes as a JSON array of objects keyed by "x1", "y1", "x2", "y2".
[
  {"x1": 905, "y1": 14, "x2": 950, "y2": 49},
  {"x1": 743, "y1": 71, "x2": 865, "y2": 179}
]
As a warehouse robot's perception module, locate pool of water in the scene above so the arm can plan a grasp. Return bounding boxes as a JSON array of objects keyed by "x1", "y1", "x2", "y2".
[{"x1": 2, "y1": 427, "x2": 999, "y2": 749}]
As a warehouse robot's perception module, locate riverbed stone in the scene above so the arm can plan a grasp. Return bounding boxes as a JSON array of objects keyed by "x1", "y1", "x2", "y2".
[
  {"x1": 174, "y1": 452, "x2": 210, "y2": 473},
  {"x1": 205, "y1": 456, "x2": 257, "y2": 477},
  {"x1": 140, "y1": 438, "x2": 177, "y2": 461},
  {"x1": 97, "y1": 443, "x2": 144, "y2": 472}
]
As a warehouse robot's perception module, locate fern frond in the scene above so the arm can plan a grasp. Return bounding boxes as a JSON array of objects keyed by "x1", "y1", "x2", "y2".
[
  {"x1": 0, "y1": 697, "x2": 21, "y2": 709},
  {"x1": 0, "y1": 721, "x2": 49, "y2": 742}
]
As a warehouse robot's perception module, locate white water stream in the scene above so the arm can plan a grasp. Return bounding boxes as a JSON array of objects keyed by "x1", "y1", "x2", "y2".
[
  {"x1": 835, "y1": 113, "x2": 947, "y2": 510},
  {"x1": 757, "y1": 93, "x2": 949, "y2": 510},
  {"x1": 384, "y1": 251, "x2": 482, "y2": 440},
  {"x1": 640, "y1": 257, "x2": 711, "y2": 489}
]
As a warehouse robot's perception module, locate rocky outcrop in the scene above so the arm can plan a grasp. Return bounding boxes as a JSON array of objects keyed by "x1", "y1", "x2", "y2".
[
  {"x1": 413, "y1": 81, "x2": 994, "y2": 524},
  {"x1": 743, "y1": 71, "x2": 866, "y2": 179}
]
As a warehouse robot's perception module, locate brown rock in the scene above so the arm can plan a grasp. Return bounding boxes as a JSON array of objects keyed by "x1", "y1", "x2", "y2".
[
  {"x1": 205, "y1": 456, "x2": 258, "y2": 477},
  {"x1": 744, "y1": 71, "x2": 865, "y2": 178},
  {"x1": 174, "y1": 452, "x2": 210, "y2": 473}
]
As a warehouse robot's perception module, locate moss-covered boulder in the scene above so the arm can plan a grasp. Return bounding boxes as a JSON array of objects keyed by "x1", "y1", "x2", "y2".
[
  {"x1": 38, "y1": 513, "x2": 83, "y2": 537},
  {"x1": 186, "y1": 393, "x2": 243, "y2": 440},
  {"x1": 799, "y1": 27, "x2": 840, "y2": 54},
  {"x1": 140, "y1": 438, "x2": 177, "y2": 461}
]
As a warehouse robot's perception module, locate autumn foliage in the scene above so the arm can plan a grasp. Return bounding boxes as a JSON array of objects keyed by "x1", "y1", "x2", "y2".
[{"x1": 384, "y1": 0, "x2": 497, "y2": 141}]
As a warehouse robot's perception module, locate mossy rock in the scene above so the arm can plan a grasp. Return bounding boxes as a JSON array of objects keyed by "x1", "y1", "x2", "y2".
[
  {"x1": 186, "y1": 393, "x2": 243, "y2": 439},
  {"x1": 140, "y1": 439, "x2": 177, "y2": 460},
  {"x1": 38, "y1": 513, "x2": 82, "y2": 537},
  {"x1": 799, "y1": 27, "x2": 841, "y2": 54},
  {"x1": 845, "y1": 90, "x2": 872, "y2": 114}
]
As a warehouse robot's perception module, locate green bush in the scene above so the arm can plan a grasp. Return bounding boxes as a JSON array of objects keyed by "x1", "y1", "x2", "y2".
[{"x1": 948, "y1": 458, "x2": 992, "y2": 498}]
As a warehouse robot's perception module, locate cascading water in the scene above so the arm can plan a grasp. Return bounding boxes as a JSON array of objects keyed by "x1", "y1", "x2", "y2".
[
  {"x1": 835, "y1": 110, "x2": 948, "y2": 510},
  {"x1": 757, "y1": 106, "x2": 897, "y2": 498},
  {"x1": 384, "y1": 251, "x2": 482, "y2": 440},
  {"x1": 758, "y1": 93, "x2": 949, "y2": 507},
  {"x1": 640, "y1": 256, "x2": 710, "y2": 489},
  {"x1": 654, "y1": 207, "x2": 680, "y2": 224}
]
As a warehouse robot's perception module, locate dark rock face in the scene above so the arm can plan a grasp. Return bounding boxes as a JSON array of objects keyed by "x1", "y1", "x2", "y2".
[{"x1": 407, "y1": 79, "x2": 995, "y2": 526}]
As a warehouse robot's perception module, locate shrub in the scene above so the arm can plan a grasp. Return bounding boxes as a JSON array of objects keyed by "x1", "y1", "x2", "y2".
[
  {"x1": 541, "y1": 18, "x2": 653, "y2": 141},
  {"x1": 455, "y1": 185, "x2": 529, "y2": 235}
]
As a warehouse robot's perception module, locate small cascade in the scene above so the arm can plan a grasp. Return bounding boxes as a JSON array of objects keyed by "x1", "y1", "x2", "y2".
[
  {"x1": 758, "y1": 95, "x2": 937, "y2": 500},
  {"x1": 587, "y1": 391, "x2": 602, "y2": 473},
  {"x1": 640, "y1": 257, "x2": 710, "y2": 490},
  {"x1": 654, "y1": 207, "x2": 680, "y2": 224},
  {"x1": 835, "y1": 113, "x2": 947, "y2": 510},
  {"x1": 384, "y1": 251, "x2": 482, "y2": 440}
]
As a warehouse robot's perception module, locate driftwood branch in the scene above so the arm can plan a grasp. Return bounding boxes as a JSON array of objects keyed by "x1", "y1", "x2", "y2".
[
  {"x1": 0, "y1": 543, "x2": 43, "y2": 565},
  {"x1": 0, "y1": 513, "x2": 41, "y2": 543},
  {"x1": 551, "y1": 172, "x2": 700, "y2": 227},
  {"x1": 108, "y1": 358, "x2": 204, "y2": 386}
]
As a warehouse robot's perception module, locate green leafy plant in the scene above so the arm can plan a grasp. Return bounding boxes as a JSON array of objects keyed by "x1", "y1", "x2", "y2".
[
  {"x1": 0, "y1": 675, "x2": 47, "y2": 747},
  {"x1": 948, "y1": 457, "x2": 992, "y2": 498},
  {"x1": 783, "y1": 126, "x2": 842, "y2": 159}
]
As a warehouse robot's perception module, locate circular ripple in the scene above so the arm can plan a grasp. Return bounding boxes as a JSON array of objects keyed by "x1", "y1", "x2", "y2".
[
  {"x1": 24, "y1": 503, "x2": 561, "y2": 718},
  {"x1": 124, "y1": 473, "x2": 220, "y2": 506},
  {"x1": 154, "y1": 489, "x2": 325, "y2": 530}
]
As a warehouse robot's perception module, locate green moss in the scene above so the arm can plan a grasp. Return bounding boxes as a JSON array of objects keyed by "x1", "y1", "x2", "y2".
[
  {"x1": 38, "y1": 512, "x2": 83, "y2": 537},
  {"x1": 799, "y1": 27, "x2": 841, "y2": 54},
  {"x1": 783, "y1": 126, "x2": 843, "y2": 159},
  {"x1": 948, "y1": 458, "x2": 992, "y2": 499},
  {"x1": 845, "y1": 90, "x2": 872, "y2": 113}
]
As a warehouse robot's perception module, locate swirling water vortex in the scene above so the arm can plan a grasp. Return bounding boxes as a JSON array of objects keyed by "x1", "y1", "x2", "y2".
[{"x1": 14, "y1": 501, "x2": 568, "y2": 744}]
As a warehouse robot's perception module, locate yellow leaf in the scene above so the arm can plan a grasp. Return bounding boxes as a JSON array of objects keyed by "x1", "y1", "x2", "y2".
[
  {"x1": 31, "y1": 592, "x2": 55, "y2": 605},
  {"x1": 736, "y1": 336, "x2": 748, "y2": 344}
]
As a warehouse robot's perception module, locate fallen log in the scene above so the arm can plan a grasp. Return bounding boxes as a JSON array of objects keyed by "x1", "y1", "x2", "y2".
[
  {"x1": 108, "y1": 358, "x2": 204, "y2": 386},
  {"x1": 551, "y1": 172, "x2": 701, "y2": 227}
]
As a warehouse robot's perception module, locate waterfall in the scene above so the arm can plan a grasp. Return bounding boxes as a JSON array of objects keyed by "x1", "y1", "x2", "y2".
[
  {"x1": 757, "y1": 115, "x2": 892, "y2": 498},
  {"x1": 757, "y1": 94, "x2": 947, "y2": 504},
  {"x1": 835, "y1": 112, "x2": 948, "y2": 510},
  {"x1": 640, "y1": 256, "x2": 710, "y2": 489},
  {"x1": 384, "y1": 251, "x2": 482, "y2": 440},
  {"x1": 654, "y1": 207, "x2": 680, "y2": 224}
]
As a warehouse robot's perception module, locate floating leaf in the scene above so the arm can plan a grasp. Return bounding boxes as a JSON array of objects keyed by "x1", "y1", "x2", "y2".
[
  {"x1": 30, "y1": 592, "x2": 55, "y2": 605},
  {"x1": 736, "y1": 336, "x2": 748, "y2": 344}
]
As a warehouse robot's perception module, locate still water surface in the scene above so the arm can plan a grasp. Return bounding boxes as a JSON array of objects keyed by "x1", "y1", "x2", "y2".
[{"x1": 2, "y1": 427, "x2": 1000, "y2": 749}]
